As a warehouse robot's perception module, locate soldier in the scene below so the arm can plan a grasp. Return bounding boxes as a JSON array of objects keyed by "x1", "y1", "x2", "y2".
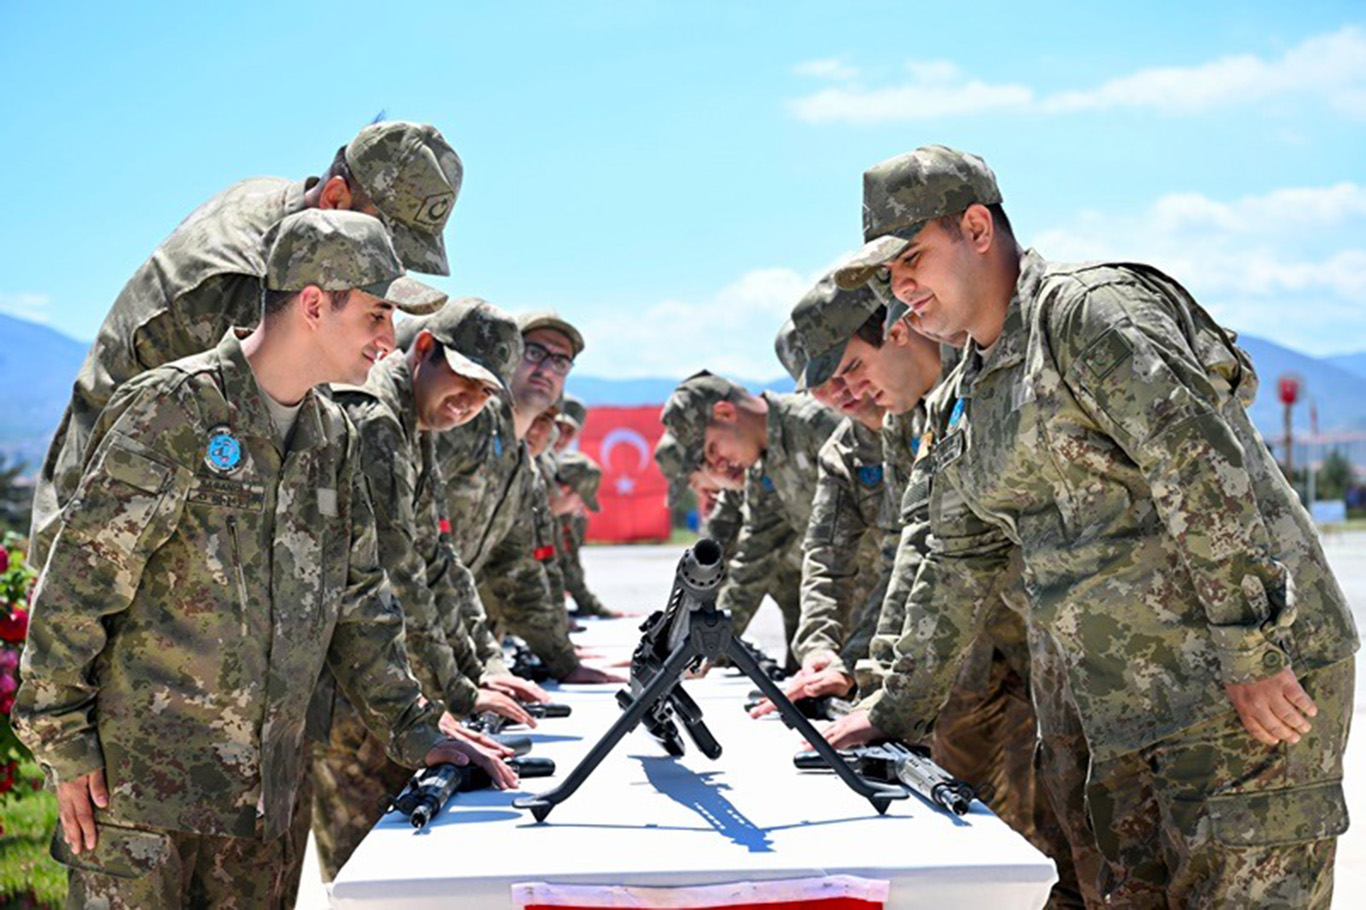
[
  {"x1": 31, "y1": 121, "x2": 463, "y2": 572},
  {"x1": 553, "y1": 394, "x2": 588, "y2": 454},
  {"x1": 550, "y1": 450, "x2": 618, "y2": 618},
  {"x1": 653, "y1": 431, "x2": 743, "y2": 557},
  {"x1": 660, "y1": 372, "x2": 840, "y2": 662},
  {"x1": 826, "y1": 145, "x2": 1357, "y2": 906},
  {"x1": 552, "y1": 397, "x2": 620, "y2": 618},
  {"x1": 310, "y1": 298, "x2": 548, "y2": 880},
  {"x1": 13, "y1": 210, "x2": 514, "y2": 907},
  {"x1": 428, "y1": 310, "x2": 621, "y2": 684}
]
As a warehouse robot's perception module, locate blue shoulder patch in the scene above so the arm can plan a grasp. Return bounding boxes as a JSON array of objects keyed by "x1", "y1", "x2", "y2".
[
  {"x1": 761, "y1": 474, "x2": 775, "y2": 492},
  {"x1": 856, "y1": 464, "x2": 884, "y2": 487},
  {"x1": 948, "y1": 398, "x2": 966, "y2": 430},
  {"x1": 493, "y1": 433, "x2": 504, "y2": 458}
]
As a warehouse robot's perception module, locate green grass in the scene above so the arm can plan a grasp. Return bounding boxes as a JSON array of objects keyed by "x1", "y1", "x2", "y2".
[{"x1": 0, "y1": 762, "x2": 65, "y2": 908}]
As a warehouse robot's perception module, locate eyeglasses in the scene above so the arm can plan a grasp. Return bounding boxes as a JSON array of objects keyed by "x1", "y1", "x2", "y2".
[{"x1": 523, "y1": 341, "x2": 574, "y2": 375}]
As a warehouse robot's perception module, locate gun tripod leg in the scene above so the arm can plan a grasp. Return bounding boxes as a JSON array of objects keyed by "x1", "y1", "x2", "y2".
[
  {"x1": 725, "y1": 635, "x2": 906, "y2": 814},
  {"x1": 513, "y1": 639, "x2": 701, "y2": 821}
]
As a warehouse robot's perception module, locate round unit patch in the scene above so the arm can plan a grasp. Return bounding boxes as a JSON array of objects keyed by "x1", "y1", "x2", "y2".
[{"x1": 205, "y1": 426, "x2": 243, "y2": 474}]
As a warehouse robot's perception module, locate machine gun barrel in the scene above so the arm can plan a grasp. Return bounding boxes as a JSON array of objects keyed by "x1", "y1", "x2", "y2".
[
  {"x1": 794, "y1": 741, "x2": 976, "y2": 816},
  {"x1": 392, "y1": 756, "x2": 555, "y2": 829}
]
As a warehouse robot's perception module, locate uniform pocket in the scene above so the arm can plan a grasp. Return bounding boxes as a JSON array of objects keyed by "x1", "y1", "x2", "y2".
[
  {"x1": 50, "y1": 822, "x2": 172, "y2": 879},
  {"x1": 1208, "y1": 780, "x2": 1349, "y2": 847},
  {"x1": 67, "y1": 438, "x2": 173, "y2": 566}
]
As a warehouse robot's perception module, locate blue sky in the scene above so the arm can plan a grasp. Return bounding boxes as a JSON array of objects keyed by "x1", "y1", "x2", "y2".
[{"x1": 2, "y1": 1, "x2": 1363, "y2": 379}]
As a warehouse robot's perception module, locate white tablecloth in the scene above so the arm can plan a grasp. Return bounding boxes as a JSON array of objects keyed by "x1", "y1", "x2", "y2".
[{"x1": 330, "y1": 617, "x2": 1057, "y2": 909}]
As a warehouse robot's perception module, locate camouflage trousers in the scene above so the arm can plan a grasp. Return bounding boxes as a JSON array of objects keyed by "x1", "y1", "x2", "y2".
[
  {"x1": 308, "y1": 697, "x2": 413, "y2": 881},
  {"x1": 1086, "y1": 657, "x2": 1354, "y2": 908},
  {"x1": 59, "y1": 821, "x2": 288, "y2": 909}
]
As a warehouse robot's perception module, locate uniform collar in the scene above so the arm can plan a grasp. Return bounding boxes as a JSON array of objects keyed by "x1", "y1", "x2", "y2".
[
  {"x1": 364, "y1": 352, "x2": 421, "y2": 445},
  {"x1": 962, "y1": 248, "x2": 1047, "y2": 389},
  {"x1": 215, "y1": 329, "x2": 329, "y2": 452}
]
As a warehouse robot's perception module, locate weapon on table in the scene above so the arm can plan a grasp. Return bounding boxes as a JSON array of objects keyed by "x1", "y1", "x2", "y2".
[
  {"x1": 513, "y1": 539, "x2": 906, "y2": 822},
  {"x1": 732, "y1": 638, "x2": 789, "y2": 681},
  {"x1": 506, "y1": 637, "x2": 555, "y2": 683},
  {"x1": 464, "y1": 701, "x2": 572, "y2": 736},
  {"x1": 744, "y1": 691, "x2": 854, "y2": 722},
  {"x1": 794, "y1": 741, "x2": 977, "y2": 816},
  {"x1": 391, "y1": 756, "x2": 556, "y2": 830}
]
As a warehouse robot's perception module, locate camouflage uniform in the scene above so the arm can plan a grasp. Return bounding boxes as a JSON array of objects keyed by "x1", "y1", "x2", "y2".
[
  {"x1": 30, "y1": 121, "x2": 463, "y2": 572},
  {"x1": 795, "y1": 416, "x2": 894, "y2": 674},
  {"x1": 16, "y1": 329, "x2": 443, "y2": 906},
  {"x1": 867, "y1": 249, "x2": 1359, "y2": 905},
  {"x1": 556, "y1": 452, "x2": 608, "y2": 616}
]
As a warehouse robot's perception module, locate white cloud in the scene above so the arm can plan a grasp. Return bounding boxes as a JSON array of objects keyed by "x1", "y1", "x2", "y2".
[
  {"x1": 1028, "y1": 182, "x2": 1366, "y2": 355},
  {"x1": 794, "y1": 57, "x2": 858, "y2": 81},
  {"x1": 0, "y1": 292, "x2": 53, "y2": 324},
  {"x1": 574, "y1": 267, "x2": 814, "y2": 380},
  {"x1": 790, "y1": 26, "x2": 1366, "y2": 123}
]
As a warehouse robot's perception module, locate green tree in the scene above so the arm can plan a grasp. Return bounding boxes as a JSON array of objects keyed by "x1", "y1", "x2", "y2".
[
  {"x1": 0, "y1": 453, "x2": 30, "y2": 535},
  {"x1": 1316, "y1": 450, "x2": 1355, "y2": 501}
]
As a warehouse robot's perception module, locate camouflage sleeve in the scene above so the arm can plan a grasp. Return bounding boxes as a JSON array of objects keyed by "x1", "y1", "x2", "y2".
[
  {"x1": 717, "y1": 473, "x2": 799, "y2": 636},
  {"x1": 15, "y1": 379, "x2": 196, "y2": 782},
  {"x1": 702, "y1": 490, "x2": 743, "y2": 556},
  {"x1": 481, "y1": 508, "x2": 578, "y2": 679},
  {"x1": 841, "y1": 533, "x2": 895, "y2": 683},
  {"x1": 867, "y1": 466, "x2": 1015, "y2": 744},
  {"x1": 1053, "y1": 280, "x2": 1295, "y2": 684},
  {"x1": 795, "y1": 438, "x2": 873, "y2": 670},
  {"x1": 355, "y1": 415, "x2": 479, "y2": 716},
  {"x1": 131, "y1": 274, "x2": 258, "y2": 374},
  {"x1": 561, "y1": 514, "x2": 607, "y2": 616},
  {"x1": 326, "y1": 428, "x2": 443, "y2": 768},
  {"x1": 433, "y1": 538, "x2": 509, "y2": 681}
]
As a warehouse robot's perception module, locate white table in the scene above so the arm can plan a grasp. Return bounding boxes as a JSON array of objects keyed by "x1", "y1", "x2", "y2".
[{"x1": 330, "y1": 616, "x2": 1057, "y2": 909}]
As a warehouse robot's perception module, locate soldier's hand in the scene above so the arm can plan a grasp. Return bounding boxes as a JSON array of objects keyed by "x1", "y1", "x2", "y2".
[
  {"x1": 819, "y1": 709, "x2": 883, "y2": 750},
  {"x1": 484, "y1": 674, "x2": 551, "y2": 704},
  {"x1": 57, "y1": 769, "x2": 108, "y2": 854},
  {"x1": 801, "y1": 650, "x2": 836, "y2": 675},
  {"x1": 436, "y1": 713, "x2": 516, "y2": 756},
  {"x1": 424, "y1": 738, "x2": 519, "y2": 790},
  {"x1": 1224, "y1": 667, "x2": 1317, "y2": 746},
  {"x1": 749, "y1": 668, "x2": 855, "y2": 718},
  {"x1": 475, "y1": 689, "x2": 538, "y2": 728},
  {"x1": 561, "y1": 664, "x2": 627, "y2": 684}
]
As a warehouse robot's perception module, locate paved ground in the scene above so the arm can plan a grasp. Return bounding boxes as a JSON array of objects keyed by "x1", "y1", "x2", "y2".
[{"x1": 301, "y1": 532, "x2": 1366, "y2": 907}]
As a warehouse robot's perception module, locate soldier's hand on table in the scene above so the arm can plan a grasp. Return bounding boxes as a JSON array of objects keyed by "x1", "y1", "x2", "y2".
[
  {"x1": 424, "y1": 737, "x2": 519, "y2": 790},
  {"x1": 818, "y1": 709, "x2": 883, "y2": 750},
  {"x1": 475, "y1": 689, "x2": 538, "y2": 727},
  {"x1": 484, "y1": 674, "x2": 551, "y2": 704},
  {"x1": 1224, "y1": 667, "x2": 1317, "y2": 746},
  {"x1": 748, "y1": 668, "x2": 854, "y2": 718},
  {"x1": 561, "y1": 664, "x2": 626, "y2": 684},
  {"x1": 437, "y1": 713, "x2": 516, "y2": 755},
  {"x1": 801, "y1": 650, "x2": 836, "y2": 675},
  {"x1": 56, "y1": 769, "x2": 108, "y2": 854}
]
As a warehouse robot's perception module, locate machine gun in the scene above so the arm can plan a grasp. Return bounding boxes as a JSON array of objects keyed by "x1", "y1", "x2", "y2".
[
  {"x1": 513, "y1": 539, "x2": 906, "y2": 822},
  {"x1": 464, "y1": 701, "x2": 572, "y2": 736},
  {"x1": 390, "y1": 756, "x2": 556, "y2": 829},
  {"x1": 732, "y1": 638, "x2": 789, "y2": 681},
  {"x1": 507, "y1": 637, "x2": 555, "y2": 683},
  {"x1": 794, "y1": 741, "x2": 977, "y2": 816}
]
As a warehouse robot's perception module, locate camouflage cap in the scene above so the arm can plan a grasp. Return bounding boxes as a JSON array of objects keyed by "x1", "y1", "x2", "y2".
[
  {"x1": 834, "y1": 145, "x2": 1001, "y2": 291},
  {"x1": 557, "y1": 394, "x2": 588, "y2": 429},
  {"x1": 659, "y1": 370, "x2": 747, "y2": 457},
  {"x1": 653, "y1": 431, "x2": 693, "y2": 507},
  {"x1": 417, "y1": 297, "x2": 524, "y2": 392},
  {"x1": 346, "y1": 121, "x2": 463, "y2": 277},
  {"x1": 517, "y1": 310, "x2": 586, "y2": 358},
  {"x1": 774, "y1": 319, "x2": 806, "y2": 383},
  {"x1": 556, "y1": 451, "x2": 602, "y2": 511},
  {"x1": 264, "y1": 209, "x2": 446, "y2": 314},
  {"x1": 790, "y1": 272, "x2": 881, "y2": 391}
]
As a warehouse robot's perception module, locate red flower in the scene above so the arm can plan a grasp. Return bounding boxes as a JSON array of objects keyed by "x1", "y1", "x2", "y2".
[
  {"x1": 0, "y1": 547, "x2": 9, "y2": 573},
  {"x1": 0, "y1": 607, "x2": 27, "y2": 643}
]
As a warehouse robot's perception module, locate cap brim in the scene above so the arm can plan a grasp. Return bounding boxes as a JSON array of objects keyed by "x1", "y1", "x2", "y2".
[
  {"x1": 520, "y1": 316, "x2": 585, "y2": 357},
  {"x1": 361, "y1": 275, "x2": 447, "y2": 315},
  {"x1": 883, "y1": 297, "x2": 910, "y2": 335},
  {"x1": 833, "y1": 234, "x2": 917, "y2": 290},
  {"x1": 796, "y1": 342, "x2": 846, "y2": 393},
  {"x1": 442, "y1": 345, "x2": 505, "y2": 392},
  {"x1": 583, "y1": 488, "x2": 601, "y2": 511},
  {"x1": 555, "y1": 414, "x2": 582, "y2": 430},
  {"x1": 388, "y1": 218, "x2": 450, "y2": 277}
]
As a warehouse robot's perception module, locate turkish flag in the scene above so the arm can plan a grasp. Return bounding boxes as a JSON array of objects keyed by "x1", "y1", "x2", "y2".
[{"x1": 577, "y1": 405, "x2": 671, "y2": 543}]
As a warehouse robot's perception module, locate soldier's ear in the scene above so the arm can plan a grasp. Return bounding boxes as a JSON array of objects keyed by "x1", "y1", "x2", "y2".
[
  {"x1": 316, "y1": 176, "x2": 353, "y2": 211},
  {"x1": 711, "y1": 400, "x2": 737, "y2": 424},
  {"x1": 962, "y1": 204, "x2": 994, "y2": 252},
  {"x1": 298, "y1": 286, "x2": 326, "y2": 329}
]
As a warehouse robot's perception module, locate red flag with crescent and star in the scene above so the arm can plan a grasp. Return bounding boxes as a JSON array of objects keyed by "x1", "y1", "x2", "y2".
[{"x1": 577, "y1": 405, "x2": 671, "y2": 543}]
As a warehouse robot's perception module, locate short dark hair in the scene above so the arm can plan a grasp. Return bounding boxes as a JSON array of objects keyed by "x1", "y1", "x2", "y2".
[
  {"x1": 935, "y1": 203, "x2": 1013, "y2": 241},
  {"x1": 853, "y1": 305, "x2": 887, "y2": 348},
  {"x1": 260, "y1": 286, "x2": 352, "y2": 322}
]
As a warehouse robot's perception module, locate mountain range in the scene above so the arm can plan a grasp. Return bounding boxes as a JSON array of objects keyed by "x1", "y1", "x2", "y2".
[{"x1": 0, "y1": 311, "x2": 1361, "y2": 474}]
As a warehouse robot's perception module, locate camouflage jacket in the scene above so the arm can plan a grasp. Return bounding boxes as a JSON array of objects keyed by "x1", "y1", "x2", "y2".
[
  {"x1": 702, "y1": 489, "x2": 743, "y2": 557},
  {"x1": 795, "y1": 417, "x2": 896, "y2": 673},
  {"x1": 869, "y1": 250, "x2": 1359, "y2": 759},
  {"x1": 32, "y1": 177, "x2": 314, "y2": 568},
  {"x1": 332, "y1": 354, "x2": 483, "y2": 715},
  {"x1": 437, "y1": 403, "x2": 575, "y2": 677},
  {"x1": 15, "y1": 332, "x2": 440, "y2": 838},
  {"x1": 560, "y1": 512, "x2": 607, "y2": 616},
  {"x1": 717, "y1": 392, "x2": 840, "y2": 633}
]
